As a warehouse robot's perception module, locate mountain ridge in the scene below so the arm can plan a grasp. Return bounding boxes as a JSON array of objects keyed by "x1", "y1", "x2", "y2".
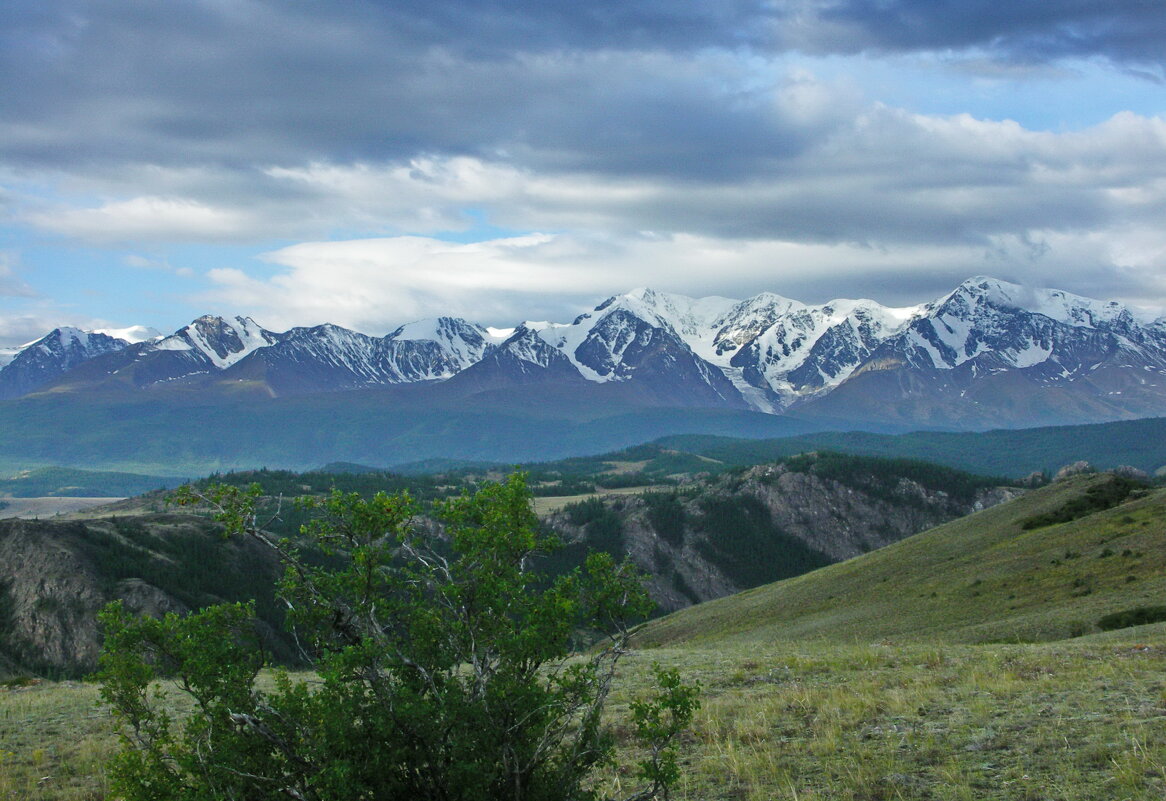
[{"x1": 3, "y1": 276, "x2": 1166, "y2": 447}]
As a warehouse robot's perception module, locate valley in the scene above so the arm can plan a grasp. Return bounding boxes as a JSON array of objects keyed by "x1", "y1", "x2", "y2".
[
  {"x1": 2, "y1": 345, "x2": 1164, "y2": 797},
  {"x1": 8, "y1": 1, "x2": 1166, "y2": 796},
  {"x1": 1, "y1": 465, "x2": 1163, "y2": 800}
]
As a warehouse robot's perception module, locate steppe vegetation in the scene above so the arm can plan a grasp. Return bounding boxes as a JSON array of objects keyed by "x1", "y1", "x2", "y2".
[
  {"x1": 3, "y1": 631, "x2": 1165, "y2": 800},
  {"x1": 2, "y1": 466, "x2": 1164, "y2": 799}
]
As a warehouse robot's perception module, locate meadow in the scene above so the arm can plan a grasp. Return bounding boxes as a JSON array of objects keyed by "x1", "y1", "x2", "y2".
[{"x1": 3, "y1": 629, "x2": 1165, "y2": 801}]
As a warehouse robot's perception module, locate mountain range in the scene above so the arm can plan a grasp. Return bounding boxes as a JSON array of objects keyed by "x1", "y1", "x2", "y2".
[{"x1": 3, "y1": 276, "x2": 1166, "y2": 472}]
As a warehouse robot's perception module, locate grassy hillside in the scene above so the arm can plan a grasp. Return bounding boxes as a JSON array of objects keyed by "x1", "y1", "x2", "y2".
[{"x1": 636, "y1": 472, "x2": 1166, "y2": 647}]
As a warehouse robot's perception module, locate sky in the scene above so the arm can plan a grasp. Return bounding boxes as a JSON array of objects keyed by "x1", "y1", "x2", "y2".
[{"x1": 2, "y1": 0, "x2": 1166, "y2": 344}]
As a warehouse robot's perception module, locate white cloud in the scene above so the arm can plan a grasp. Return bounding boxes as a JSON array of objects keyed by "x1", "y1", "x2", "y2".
[
  {"x1": 0, "y1": 309, "x2": 142, "y2": 348},
  {"x1": 200, "y1": 230, "x2": 1135, "y2": 334},
  {"x1": 25, "y1": 196, "x2": 249, "y2": 244},
  {"x1": 9, "y1": 83, "x2": 1166, "y2": 323}
]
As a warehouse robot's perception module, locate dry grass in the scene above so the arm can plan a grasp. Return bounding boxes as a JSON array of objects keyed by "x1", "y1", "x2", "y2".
[
  {"x1": 532, "y1": 485, "x2": 653, "y2": 515},
  {"x1": 595, "y1": 632, "x2": 1166, "y2": 801},
  {"x1": 4, "y1": 632, "x2": 1165, "y2": 801},
  {"x1": 0, "y1": 680, "x2": 115, "y2": 801}
]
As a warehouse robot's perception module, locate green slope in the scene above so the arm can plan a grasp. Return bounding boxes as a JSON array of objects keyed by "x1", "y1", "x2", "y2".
[{"x1": 635, "y1": 472, "x2": 1166, "y2": 647}]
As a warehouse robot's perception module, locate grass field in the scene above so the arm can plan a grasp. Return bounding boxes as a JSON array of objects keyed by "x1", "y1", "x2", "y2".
[
  {"x1": 531, "y1": 485, "x2": 652, "y2": 515},
  {"x1": 599, "y1": 631, "x2": 1166, "y2": 801},
  {"x1": 3, "y1": 629, "x2": 1165, "y2": 801}
]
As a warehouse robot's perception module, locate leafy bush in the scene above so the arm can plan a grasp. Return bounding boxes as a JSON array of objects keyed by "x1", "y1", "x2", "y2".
[
  {"x1": 1021, "y1": 476, "x2": 1144, "y2": 530},
  {"x1": 97, "y1": 474, "x2": 697, "y2": 801}
]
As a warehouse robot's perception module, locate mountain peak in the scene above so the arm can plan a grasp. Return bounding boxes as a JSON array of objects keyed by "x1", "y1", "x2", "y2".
[
  {"x1": 946, "y1": 276, "x2": 1138, "y2": 329},
  {"x1": 163, "y1": 314, "x2": 279, "y2": 369}
]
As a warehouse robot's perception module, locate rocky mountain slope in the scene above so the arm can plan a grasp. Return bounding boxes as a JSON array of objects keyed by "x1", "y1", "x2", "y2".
[
  {"x1": 0, "y1": 453, "x2": 1017, "y2": 676},
  {"x1": 4, "y1": 276, "x2": 1164, "y2": 432},
  {"x1": 0, "y1": 327, "x2": 139, "y2": 399},
  {"x1": 544, "y1": 452, "x2": 1020, "y2": 612},
  {"x1": 0, "y1": 513, "x2": 285, "y2": 677}
]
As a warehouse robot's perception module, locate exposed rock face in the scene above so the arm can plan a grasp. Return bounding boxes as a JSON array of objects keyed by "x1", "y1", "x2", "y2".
[
  {"x1": 0, "y1": 519, "x2": 108, "y2": 673},
  {"x1": 0, "y1": 514, "x2": 280, "y2": 677},
  {"x1": 547, "y1": 460, "x2": 1022, "y2": 613},
  {"x1": 1055, "y1": 461, "x2": 1095, "y2": 480}
]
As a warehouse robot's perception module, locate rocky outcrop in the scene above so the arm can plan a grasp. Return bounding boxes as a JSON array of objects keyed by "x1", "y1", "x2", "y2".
[
  {"x1": 0, "y1": 519, "x2": 108, "y2": 673},
  {"x1": 0, "y1": 514, "x2": 281, "y2": 677},
  {"x1": 547, "y1": 458, "x2": 1023, "y2": 613}
]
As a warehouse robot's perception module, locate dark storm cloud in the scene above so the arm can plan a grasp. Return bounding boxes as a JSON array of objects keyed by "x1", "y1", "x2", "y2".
[
  {"x1": 4, "y1": 0, "x2": 1160, "y2": 187},
  {"x1": 0, "y1": 0, "x2": 786, "y2": 174},
  {"x1": 785, "y1": 0, "x2": 1166, "y2": 70}
]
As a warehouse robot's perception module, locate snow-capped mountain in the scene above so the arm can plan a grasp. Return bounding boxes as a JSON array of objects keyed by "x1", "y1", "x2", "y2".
[
  {"x1": 866, "y1": 277, "x2": 1162, "y2": 373},
  {"x1": 0, "y1": 327, "x2": 138, "y2": 400},
  {"x1": 159, "y1": 315, "x2": 281, "y2": 370},
  {"x1": 4, "y1": 276, "x2": 1166, "y2": 430},
  {"x1": 802, "y1": 277, "x2": 1166, "y2": 427},
  {"x1": 0, "y1": 313, "x2": 509, "y2": 397},
  {"x1": 219, "y1": 317, "x2": 506, "y2": 395},
  {"x1": 40, "y1": 315, "x2": 288, "y2": 392},
  {"x1": 480, "y1": 287, "x2": 920, "y2": 413}
]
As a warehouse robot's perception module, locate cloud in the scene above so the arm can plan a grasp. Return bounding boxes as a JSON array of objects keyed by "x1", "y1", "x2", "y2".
[
  {"x1": 26, "y1": 196, "x2": 249, "y2": 244},
  {"x1": 4, "y1": 1, "x2": 1158, "y2": 191},
  {"x1": 124, "y1": 253, "x2": 195, "y2": 277},
  {"x1": 194, "y1": 226, "x2": 1166, "y2": 336},
  {"x1": 5, "y1": 0, "x2": 1166, "y2": 332},
  {"x1": 779, "y1": 1, "x2": 1166, "y2": 73},
  {"x1": 253, "y1": 108, "x2": 1166, "y2": 249},
  {"x1": 0, "y1": 308, "x2": 141, "y2": 348}
]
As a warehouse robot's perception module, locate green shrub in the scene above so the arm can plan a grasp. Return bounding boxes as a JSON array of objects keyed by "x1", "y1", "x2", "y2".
[
  {"x1": 1021, "y1": 476, "x2": 1144, "y2": 530},
  {"x1": 98, "y1": 475, "x2": 697, "y2": 801},
  {"x1": 642, "y1": 491, "x2": 687, "y2": 546}
]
